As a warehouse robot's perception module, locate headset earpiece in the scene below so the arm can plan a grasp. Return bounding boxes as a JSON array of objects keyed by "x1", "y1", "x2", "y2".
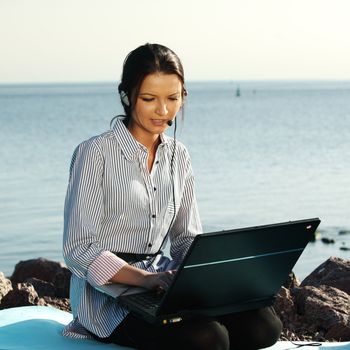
[{"x1": 120, "y1": 91, "x2": 130, "y2": 106}]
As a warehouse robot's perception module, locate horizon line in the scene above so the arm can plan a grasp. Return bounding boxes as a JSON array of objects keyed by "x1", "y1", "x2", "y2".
[{"x1": 1, "y1": 78, "x2": 350, "y2": 86}]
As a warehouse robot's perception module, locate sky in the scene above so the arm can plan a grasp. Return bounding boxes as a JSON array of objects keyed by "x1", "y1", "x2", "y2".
[{"x1": 1, "y1": 0, "x2": 350, "y2": 83}]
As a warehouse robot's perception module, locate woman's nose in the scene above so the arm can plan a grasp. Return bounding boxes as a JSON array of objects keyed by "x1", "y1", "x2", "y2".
[{"x1": 156, "y1": 101, "x2": 168, "y2": 116}]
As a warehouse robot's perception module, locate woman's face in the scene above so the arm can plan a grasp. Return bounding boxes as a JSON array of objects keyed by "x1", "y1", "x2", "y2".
[{"x1": 129, "y1": 73, "x2": 183, "y2": 141}]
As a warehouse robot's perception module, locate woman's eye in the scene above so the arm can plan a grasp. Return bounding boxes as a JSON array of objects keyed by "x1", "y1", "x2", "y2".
[{"x1": 140, "y1": 96, "x2": 179, "y2": 102}]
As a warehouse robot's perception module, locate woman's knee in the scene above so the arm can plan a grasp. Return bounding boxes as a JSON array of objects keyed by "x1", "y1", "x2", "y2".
[
  {"x1": 221, "y1": 307, "x2": 282, "y2": 349},
  {"x1": 253, "y1": 319, "x2": 282, "y2": 348},
  {"x1": 247, "y1": 307, "x2": 283, "y2": 349},
  {"x1": 170, "y1": 319, "x2": 230, "y2": 350},
  {"x1": 198, "y1": 321, "x2": 230, "y2": 350}
]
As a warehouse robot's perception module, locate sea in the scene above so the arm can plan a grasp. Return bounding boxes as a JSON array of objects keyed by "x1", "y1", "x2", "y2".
[{"x1": 0, "y1": 81, "x2": 349, "y2": 280}]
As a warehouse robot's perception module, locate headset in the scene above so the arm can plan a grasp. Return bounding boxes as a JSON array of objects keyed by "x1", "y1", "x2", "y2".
[
  {"x1": 155, "y1": 116, "x2": 177, "y2": 258},
  {"x1": 120, "y1": 90, "x2": 130, "y2": 106}
]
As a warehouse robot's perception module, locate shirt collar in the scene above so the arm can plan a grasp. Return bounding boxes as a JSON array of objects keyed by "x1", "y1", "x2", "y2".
[
  {"x1": 112, "y1": 117, "x2": 170, "y2": 161},
  {"x1": 159, "y1": 132, "x2": 171, "y2": 146}
]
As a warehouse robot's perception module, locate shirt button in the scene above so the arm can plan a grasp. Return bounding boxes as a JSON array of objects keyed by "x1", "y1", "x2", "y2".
[
  {"x1": 154, "y1": 187, "x2": 156, "y2": 191},
  {"x1": 152, "y1": 214, "x2": 156, "y2": 218},
  {"x1": 148, "y1": 243, "x2": 153, "y2": 247},
  {"x1": 155, "y1": 161, "x2": 159, "y2": 164}
]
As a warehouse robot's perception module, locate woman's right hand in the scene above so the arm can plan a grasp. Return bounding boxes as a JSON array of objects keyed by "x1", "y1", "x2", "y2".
[
  {"x1": 110, "y1": 264, "x2": 175, "y2": 291},
  {"x1": 142, "y1": 270, "x2": 175, "y2": 291}
]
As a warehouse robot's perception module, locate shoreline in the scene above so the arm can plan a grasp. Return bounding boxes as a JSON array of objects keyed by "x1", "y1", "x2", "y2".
[
  {"x1": 0, "y1": 256, "x2": 349, "y2": 341},
  {"x1": 0, "y1": 226, "x2": 349, "y2": 280}
]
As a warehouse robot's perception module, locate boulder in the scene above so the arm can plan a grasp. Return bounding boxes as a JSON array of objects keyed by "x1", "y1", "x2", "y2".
[
  {"x1": 53, "y1": 266, "x2": 71, "y2": 298},
  {"x1": 11, "y1": 258, "x2": 64, "y2": 284},
  {"x1": 274, "y1": 286, "x2": 296, "y2": 324},
  {"x1": 325, "y1": 324, "x2": 350, "y2": 341},
  {"x1": 0, "y1": 272, "x2": 12, "y2": 302},
  {"x1": 24, "y1": 277, "x2": 56, "y2": 298},
  {"x1": 301, "y1": 256, "x2": 350, "y2": 294},
  {"x1": 10, "y1": 258, "x2": 71, "y2": 298},
  {"x1": 0, "y1": 283, "x2": 44, "y2": 309},
  {"x1": 40, "y1": 296, "x2": 71, "y2": 312},
  {"x1": 274, "y1": 286, "x2": 305, "y2": 340},
  {"x1": 0, "y1": 258, "x2": 72, "y2": 311},
  {"x1": 274, "y1": 257, "x2": 350, "y2": 341},
  {"x1": 283, "y1": 271, "x2": 300, "y2": 289},
  {"x1": 294, "y1": 285, "x2": 350, "y2": 340}
]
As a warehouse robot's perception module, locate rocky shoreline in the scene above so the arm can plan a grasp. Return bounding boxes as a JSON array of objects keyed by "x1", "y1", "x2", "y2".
[{"x1": 0, "y1": 256, "x2": 349, "y2": 341}]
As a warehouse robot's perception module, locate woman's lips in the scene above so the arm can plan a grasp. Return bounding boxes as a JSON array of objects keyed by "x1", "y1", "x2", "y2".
[{"x1": 151, "y1": 119, "x2": 167, "y2": 126}]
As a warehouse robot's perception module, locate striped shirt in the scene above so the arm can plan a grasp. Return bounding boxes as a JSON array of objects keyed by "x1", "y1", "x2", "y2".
[{"x1": 62, "y1": 117, "x2": 202, "y2": 338}]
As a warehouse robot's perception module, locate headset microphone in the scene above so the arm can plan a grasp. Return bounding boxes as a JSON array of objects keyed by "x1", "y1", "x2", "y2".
[{"x1": 167, "y1": 120, "x2": 173, "y2": 126}]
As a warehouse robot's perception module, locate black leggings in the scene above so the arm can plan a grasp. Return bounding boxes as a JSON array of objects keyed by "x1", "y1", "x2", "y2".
[{"x1": 92, "y1": 306, "x2": 282, "y2": 350}]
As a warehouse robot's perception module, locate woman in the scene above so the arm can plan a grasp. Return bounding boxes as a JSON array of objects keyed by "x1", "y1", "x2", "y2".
[{"x1": 63, "y1": 43, "x2": 282, "y2": 350}]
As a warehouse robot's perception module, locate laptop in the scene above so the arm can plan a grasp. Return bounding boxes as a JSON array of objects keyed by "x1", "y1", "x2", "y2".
[{"x1": 97, "y1": 218, "x2": 320, "y2": 325}]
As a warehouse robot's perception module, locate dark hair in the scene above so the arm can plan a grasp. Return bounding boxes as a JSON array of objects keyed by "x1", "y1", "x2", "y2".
[{"x1": 118, "y1": 43, "x2": 186, "y2": 120}]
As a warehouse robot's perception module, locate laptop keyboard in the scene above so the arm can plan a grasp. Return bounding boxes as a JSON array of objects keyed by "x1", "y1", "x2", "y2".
[{"x1": 126, "y1": 291, "x2": 164, "y2": 310}]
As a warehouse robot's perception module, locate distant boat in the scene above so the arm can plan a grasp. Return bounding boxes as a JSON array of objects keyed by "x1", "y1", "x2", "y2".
[{"x1": 236, "y1": 86, "x2": 240, "y2": 97}]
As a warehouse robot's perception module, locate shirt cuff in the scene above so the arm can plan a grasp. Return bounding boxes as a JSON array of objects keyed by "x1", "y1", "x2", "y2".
[{"x1": 87, "y1": 251, "x2": 127, "y2": 286}]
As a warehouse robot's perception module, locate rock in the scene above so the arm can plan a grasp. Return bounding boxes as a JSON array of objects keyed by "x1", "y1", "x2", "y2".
[
  {"x1": 53, "y1": 267, "x2": 71, "y2": 298},
  {"x1": 274, "y1": 257, "x2": 350, "y2": 341},
  {"x1": 325, "y1": 324, "x2": 350, "y2": 341},
  {"x1": 321, "y1": 237, "x2": 335, "y2": 244},
  {"x1": 40, "y1": 296, "x2": 71, "y2": 312},
  {"x1": 274, "y1": 287, "x2": 295, "y2": 316},
  {"x1": 10, "y1": 258, "x2": 71, "y2": 298},
  {"x1": 340, "y1": 246, "x2": 350, "y2": 251},
  {"x1": 339, "y1": 230, "x2": 350, "y2": 235},
  {"x1": 283, "y1": 271, "x2": 300, "y2": 289},
  {"x1": 274, "y1": 287, "x2": 297, "y2": 326},
  {"x1": 0, "y1": 258, "x2": 71, "y2": 313},
  {"x1": 11, "y1": 258, "x2": 64, "y2": 284},
  {"x1": 294, "y1": 285, "x2": 350, "y2": 340},
  {"x1": 24, "y1": 277, "x2": 56, "y2": 298},
  {"x1": 0, "y1": 283, "x2": 40, "y2": 309},
  {"x1": 0, "y1": 272, "x2": 13, "y2": 302},
  {"x1": 301, "y1": 256, "x2": 350, "y2": 294}
]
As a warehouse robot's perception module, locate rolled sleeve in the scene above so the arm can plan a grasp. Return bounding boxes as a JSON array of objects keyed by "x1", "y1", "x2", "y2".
[
  {"x1": 63, "y1": 139, "x2": 106, "y2": 279},
  {"x1": 87, "y1": 251, "x2": 127, "y2": 286}
]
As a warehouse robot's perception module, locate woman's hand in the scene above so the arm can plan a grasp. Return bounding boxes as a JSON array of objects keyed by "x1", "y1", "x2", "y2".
[
  {"x1": 110, "y1": 264, "x2": 176, "y2": 291},
  {"x1": 142, "y1": 270, "x2": 175, "y2": 291}
]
